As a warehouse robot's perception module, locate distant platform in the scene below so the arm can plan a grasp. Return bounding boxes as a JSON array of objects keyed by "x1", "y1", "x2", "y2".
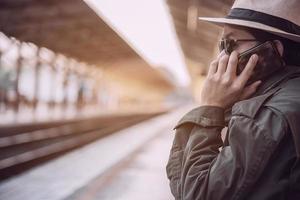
[{"x1": 0, "y1": 104, "x2": 171, "y2": 126}]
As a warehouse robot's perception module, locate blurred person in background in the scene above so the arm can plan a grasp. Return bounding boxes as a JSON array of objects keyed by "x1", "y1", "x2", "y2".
[
  {"x1": 166, "y1": 0, "x2": 300, "y2": 199},
  {"x1": 0, "y1": 69, "x2": 13, "y2": 112}
]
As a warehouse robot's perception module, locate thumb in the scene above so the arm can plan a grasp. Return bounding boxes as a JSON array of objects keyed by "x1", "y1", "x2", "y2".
[{"x1": 239, "y1": 80, "x2": 262, "y2": 100}]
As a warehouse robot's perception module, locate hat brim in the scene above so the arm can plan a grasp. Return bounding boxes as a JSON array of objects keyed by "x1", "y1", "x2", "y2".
[{"x1": 199, "y1": 17, "x2": 300, "y2": 43}]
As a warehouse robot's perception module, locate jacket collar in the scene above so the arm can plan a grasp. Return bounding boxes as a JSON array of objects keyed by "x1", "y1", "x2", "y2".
[
  {"x1": 254, "y1": 65, "x2": 300, "y2": 96},
  {"x1": 224, "y1": 65, "x2": 300, "y2": 125}
]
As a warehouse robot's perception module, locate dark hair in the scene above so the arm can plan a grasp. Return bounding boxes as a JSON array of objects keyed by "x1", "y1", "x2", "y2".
[{"x1": 243, "y1": 27, "x2": 300, "y2": 66}]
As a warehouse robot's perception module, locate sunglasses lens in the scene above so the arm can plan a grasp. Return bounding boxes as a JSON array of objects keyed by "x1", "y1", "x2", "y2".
[
  {"x1": 218, "y1": 40, "x2": 225, "y2": 52},
  {"x1": 226, "y1": 40, "x2": 234, "y2": 54},
  {"x1": 218, "y1": 39, "x2": 232, "y2": 54}
]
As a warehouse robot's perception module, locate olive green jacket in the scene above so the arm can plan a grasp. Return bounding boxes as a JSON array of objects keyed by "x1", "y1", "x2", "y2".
[{"x1": 166, "y1": 65, "x2": 300, "y2": 200}]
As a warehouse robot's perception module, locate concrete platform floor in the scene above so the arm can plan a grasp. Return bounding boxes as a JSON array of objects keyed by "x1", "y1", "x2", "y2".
[
  {"x1": 67, "y1": 125, "x2": 174, "y2": 200},
  {"x1": 0, "y1": 105, "x2": 195, "y2": 200}
]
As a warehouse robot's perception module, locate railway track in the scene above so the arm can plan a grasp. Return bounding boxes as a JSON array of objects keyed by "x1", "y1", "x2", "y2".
[{"x1": 0, "y1": 112, "x2": 165, "y2": 180}]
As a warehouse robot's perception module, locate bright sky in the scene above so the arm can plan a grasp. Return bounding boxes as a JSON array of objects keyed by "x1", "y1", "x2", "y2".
[{"x1": 84, "y1": 0, "x2": 190, "y2": 87}]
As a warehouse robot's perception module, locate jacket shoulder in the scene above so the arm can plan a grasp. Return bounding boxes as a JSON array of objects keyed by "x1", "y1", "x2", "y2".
[
  {"x1": 265, "y1": 77, "x2": 300, "y2": 156},
  {"x1": 265, "y1": 77, "x2": 300, "y2": 112}
]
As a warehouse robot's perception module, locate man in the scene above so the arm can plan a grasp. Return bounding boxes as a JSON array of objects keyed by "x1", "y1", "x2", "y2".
[{"x1": 166, "y1": 0, "x2": 300, "y2": 199}]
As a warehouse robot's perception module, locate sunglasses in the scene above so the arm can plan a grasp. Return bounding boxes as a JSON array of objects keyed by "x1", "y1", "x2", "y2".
[{"x1": 218, "y1": 38, "x2": 259, "y2": 54}]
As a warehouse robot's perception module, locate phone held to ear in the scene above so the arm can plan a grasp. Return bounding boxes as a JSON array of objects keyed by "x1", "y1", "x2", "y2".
[{"x1": 237, "y1": 41, "x2": 285, "y2": 86}]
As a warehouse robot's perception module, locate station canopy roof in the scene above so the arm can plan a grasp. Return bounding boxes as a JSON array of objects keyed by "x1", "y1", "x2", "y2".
[
  {"x1": 167, "y1": 0, "x2": 234, "y2": 77},
  {"x1": 0, "y1": 0, "x2": 174, "y2": 90}
]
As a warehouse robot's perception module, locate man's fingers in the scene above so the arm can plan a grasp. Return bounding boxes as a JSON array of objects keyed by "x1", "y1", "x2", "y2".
[
  {"x1": 207, "y1": 51, "x2": 225, "y2": 76},
  {"x1": 239, "y1": 80, "x2": 262, "y2": 100},
  {"x1": 217, "y1": 50, "x2": 226, "y2": 59},
  {"x1": 225, "y1": 51, "x2": 238, "y2": 76},
  {"x1": 208, "y1": 59, "x2": 218, "y2": 76},
  {"x1": 216, "y1": 54, "x2": 229, "y2": 75},
  {"x1": 237, "y1": 54, "x2": 258, "y2": 86}
]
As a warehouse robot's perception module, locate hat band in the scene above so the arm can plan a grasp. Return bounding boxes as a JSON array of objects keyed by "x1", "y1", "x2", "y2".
[{"x1": 226, "y1": 8, "x2": 300, "y2": 36}]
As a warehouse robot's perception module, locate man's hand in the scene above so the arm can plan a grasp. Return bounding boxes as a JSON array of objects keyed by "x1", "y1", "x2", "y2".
[{"x1": 199, "y1": 51, "x2": 262, "y2": 109}]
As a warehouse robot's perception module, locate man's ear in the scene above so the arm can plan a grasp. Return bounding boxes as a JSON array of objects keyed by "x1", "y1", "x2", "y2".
[{"x1": 273, "y1": 40, "x2": 284, "y2": 56}]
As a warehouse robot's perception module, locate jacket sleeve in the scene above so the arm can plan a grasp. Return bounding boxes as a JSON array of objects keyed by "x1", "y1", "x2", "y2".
[{"x1": 166, "y1": 105, "x2": 289, "y2": 200}]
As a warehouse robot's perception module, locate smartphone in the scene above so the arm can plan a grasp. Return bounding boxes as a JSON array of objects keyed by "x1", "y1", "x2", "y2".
[{"x1": 237, "y1": 41, "x2": 285, "y2": 85}]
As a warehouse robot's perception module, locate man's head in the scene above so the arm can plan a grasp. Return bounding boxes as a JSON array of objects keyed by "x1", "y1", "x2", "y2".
[{"x1": 199, "y1": 0, "x2": 300, "y2": 66}]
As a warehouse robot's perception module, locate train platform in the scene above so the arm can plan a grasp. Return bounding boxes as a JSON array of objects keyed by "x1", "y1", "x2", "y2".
[{"x1": 0, "y1": 105, "x2": 195, "y2": 200}]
